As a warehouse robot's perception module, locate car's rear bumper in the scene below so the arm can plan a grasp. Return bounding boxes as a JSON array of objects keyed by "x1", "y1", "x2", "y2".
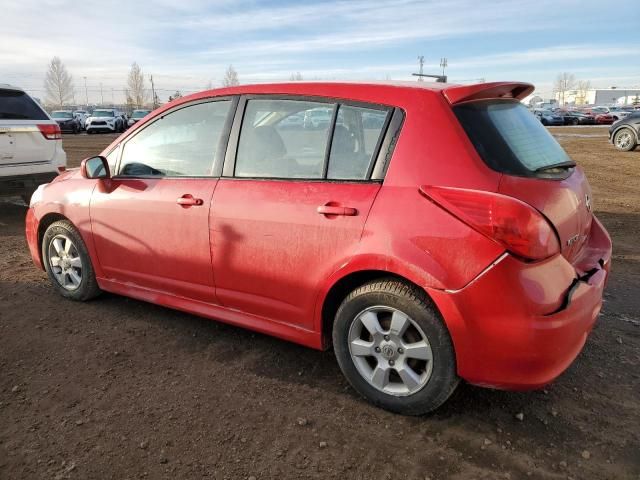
[
  {"x1": 430, "y1": 216, "x2": 612, "y2": 390},
  {"x1": 0, "y1": 171, "x2": 58, "y2": 196}
]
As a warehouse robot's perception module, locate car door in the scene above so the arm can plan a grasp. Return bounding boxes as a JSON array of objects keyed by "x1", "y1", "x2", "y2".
[
  {"x1": 90, "y1": 98, "x2": 235, "y2": 303},
  {"x1": 211, "y1": 97, "x2": 393, "y2": 330}
]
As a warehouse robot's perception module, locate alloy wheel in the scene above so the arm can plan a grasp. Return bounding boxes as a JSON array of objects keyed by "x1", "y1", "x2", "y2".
[
  {"x1": 48, "y1": 234, "x2": 83, "y2": 291},
  {"x1": 615, "y1": 130, "x2": 633, "y2": 150},
  {"x1": 348, "y1": 306, "x2": 434, "y2": 396}
]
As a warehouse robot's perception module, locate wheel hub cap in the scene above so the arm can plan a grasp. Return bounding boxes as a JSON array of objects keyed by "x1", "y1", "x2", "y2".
[
  {"x1": 348, "y1": 306, "x2": 434, "y2": 397},
  {"x1": 47, "y1": 234, "x2": 83, "y2": 291}
]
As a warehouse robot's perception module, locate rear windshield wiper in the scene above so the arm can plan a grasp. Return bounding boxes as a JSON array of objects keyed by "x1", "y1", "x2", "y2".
[{"x1": 535, "y1": 161, "x2": 576, "y2": 173}]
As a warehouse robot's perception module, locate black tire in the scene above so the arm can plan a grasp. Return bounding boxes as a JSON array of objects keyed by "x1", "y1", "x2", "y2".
[
  {"x1": 332, "y1": 278, "x2": 459, "y2": 415},
  {"x1": 42, "y1": 220, "x2": 101, "y2": 301},
  {"x1": 541, "y1": 119, "x2": 548, "y2": 126},
  {"x1": 613, "y1": 127, "x2": 638, "y2": 152},
  {"x1": 571, "y1": 118, "x2": 579, "y2": 126}
]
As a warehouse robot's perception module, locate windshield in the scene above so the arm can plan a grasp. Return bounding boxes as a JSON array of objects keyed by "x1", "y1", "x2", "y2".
[
  {"x1": 132, "y1": 110, "x2": 149, "y2": 118},
  {"x1": 52, "y1": 111, "x2": 73, "y2": 119},
  {"x1": 92, "y1": 110, "x2": 114, "y2": 117},
  {"x1": 454, "y1": 100, "x2": 573, "y2": 176}
]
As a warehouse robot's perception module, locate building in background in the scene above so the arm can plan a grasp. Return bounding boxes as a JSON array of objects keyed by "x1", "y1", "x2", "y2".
[{"x1": 556, "y1": 87, "x2": 640, "y2": 106}]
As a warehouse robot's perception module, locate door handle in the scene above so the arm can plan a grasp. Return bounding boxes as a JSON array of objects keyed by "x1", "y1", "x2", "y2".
[
  {"x1": 177, "y1": 194, "x2": 204, "y2": 206},
  {"x1": 317, "y1": 204, "x2": 358, "y2": 216}
]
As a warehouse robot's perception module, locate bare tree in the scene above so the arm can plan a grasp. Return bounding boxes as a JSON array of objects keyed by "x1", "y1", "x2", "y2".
[
  {"x1": 576, "y1": 80, "x2": 591, "y2": 105},
  {"x1": 44, "y1": 57, "x2": 74, "y2": 108},
  {"x1": 289, "y1": 72, "x2": 303, "y2": 81},
  {"x1": 554, "y1": 72, "x2": 576, "y2": 106},
  {"x1": 127, "y1": 62, "x2": 148, "y2": 108},
  {"x1": 222, "y1": 65, "x2": 239, "y2": 87}
]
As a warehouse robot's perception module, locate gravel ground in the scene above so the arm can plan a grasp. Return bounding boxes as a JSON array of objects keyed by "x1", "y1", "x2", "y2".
[{"x1": 0, "y1": 129, "x2": 638, "y2": 479}]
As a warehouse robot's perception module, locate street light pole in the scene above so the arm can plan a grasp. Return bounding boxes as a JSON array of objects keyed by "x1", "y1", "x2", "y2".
[{"x1": 83, "y1": 76, "x2": 88, "y2": 106}]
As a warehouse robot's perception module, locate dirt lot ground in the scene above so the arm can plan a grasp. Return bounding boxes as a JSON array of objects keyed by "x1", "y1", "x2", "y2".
[{"x1": 1, "y1": 129, "x2": 638, "y2": 480}]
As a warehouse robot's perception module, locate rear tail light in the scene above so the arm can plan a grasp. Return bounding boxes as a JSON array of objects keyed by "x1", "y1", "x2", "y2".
[
  {"x1": 37, "y1": 124, "x2": 62, "y2": 140},
  {"x1": 419, "y1": 185, "x2": 560, "y2": 261}
]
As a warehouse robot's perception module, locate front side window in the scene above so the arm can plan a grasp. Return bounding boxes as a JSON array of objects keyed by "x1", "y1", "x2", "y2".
[
  {"x1": 235, "y1": 99, "x2": 335, "y2": 178},
  {"x1": 327, "y1": 106, "x2": 388, "y2": 180},
  {"x1": 118, "y1": 100, "x2": 231, "y2": 177}
]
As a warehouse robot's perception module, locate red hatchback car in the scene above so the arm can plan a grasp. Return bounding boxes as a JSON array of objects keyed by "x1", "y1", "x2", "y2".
[{"x1": 25, "y1": 81, "x2": 612, "y2": 415}]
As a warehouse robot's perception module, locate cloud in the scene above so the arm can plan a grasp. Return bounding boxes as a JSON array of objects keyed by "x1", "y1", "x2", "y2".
[{"x1": 2, "y1": 0, "x2": 637, "y2": 102}]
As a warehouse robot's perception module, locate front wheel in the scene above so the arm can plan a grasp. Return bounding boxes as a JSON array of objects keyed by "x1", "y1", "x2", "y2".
[
  {"x1": 333, "y1": 279, "x2": 459, "y2": 415},
  {"x1": 613, "y1": 128, "x2": 638, "y2": 152},
  {"x1": 42, "y1": 220, "x2": 101, "y2": 301}
]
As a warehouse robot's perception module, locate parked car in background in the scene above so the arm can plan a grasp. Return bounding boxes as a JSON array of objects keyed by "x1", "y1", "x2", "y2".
[
  {"x1": 25, "y1": 81, "x2": 611, "y2": 415},
  {"x1": 85, "y1": 109, "x2": 125, "y2": 133},
  {"x1": 609, "y1": 112, "x2": 640, "y2": 151},
  {"x1": 303, "y1": 107, "x2": 332, "y2": 129},
  {"x1": 534, "y1": 109, "x2": 564, "y2": 126},
  {"x1": 73, "y1": 110, "x2": 90, "y2": 130},
  {"x1": 594, "y1": 113, "x2": 615, "y2": 125},
  {"x1": 127, "y1": 109, "x2": 151, "y2": 128},
  {"x1": 0, "y1": 84, "x2": 66, "y2": 203},
  {"x1": 51, "y1": 110, "x2": 81, "y2": 134},
  {"x1": 608, "y1": 107, "x2": 634, "y2": 121},
  {"x1": 556, "y1": 111, "x2": 596, "y2": 125}
]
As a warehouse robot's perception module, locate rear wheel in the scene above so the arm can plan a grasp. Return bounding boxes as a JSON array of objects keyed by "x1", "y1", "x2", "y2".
[
  {"x1": 42, "y1": 220, "x2": 101, "y2": 301},
  {"x1": 613, "y1": 128, "x2": 637, "y2": 152},
  {"x1": 333, "y1": 279, "x2": 459, "y2": 415}
]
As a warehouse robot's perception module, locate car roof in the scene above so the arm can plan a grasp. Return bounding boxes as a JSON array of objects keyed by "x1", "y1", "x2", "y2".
[
  {"x1": 0, "y1": 84, "x2": 25, "y2": 92},
  {"x1": 174, "y1": 80, "x2": 534, "y2": 109}
]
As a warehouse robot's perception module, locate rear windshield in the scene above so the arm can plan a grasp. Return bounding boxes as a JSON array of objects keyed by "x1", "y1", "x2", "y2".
[
  {"x1": 454, "y1": 100, "x2": 572, "y2": 176},
  {"x1": 0, "y1": 89, "x2": 49, "y2": 120}
]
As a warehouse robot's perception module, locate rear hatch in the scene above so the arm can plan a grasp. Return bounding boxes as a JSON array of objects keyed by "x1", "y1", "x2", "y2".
[
  {"x1": 0, "y1": 88, "x2": 57, "y2": 166},
  {"x1": 452, "y1": 97, "x2": 593, "y2": 266}
]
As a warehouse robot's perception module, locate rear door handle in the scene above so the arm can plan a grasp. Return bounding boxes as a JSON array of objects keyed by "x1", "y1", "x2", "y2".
[
  {"x1": 317, "y1": 204, "x2": 358, "y2": 216},
  {"x1": 177, "y1": 194, "x2": 203, "y2": 206}
]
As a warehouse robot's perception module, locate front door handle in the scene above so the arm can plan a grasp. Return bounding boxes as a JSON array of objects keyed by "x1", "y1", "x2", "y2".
[
  {"x1": 317, "y1": 204, "x2": 358, "y2": 216},
  {"x1": 177, "y1": 194, "x2": 203, "y2": 207}
]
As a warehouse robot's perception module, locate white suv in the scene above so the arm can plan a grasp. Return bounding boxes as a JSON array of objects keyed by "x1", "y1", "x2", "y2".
[
  {"x1": 85, "y1": 109, "x2": 125, "y2": 133},
  {"x1": 0, "y1": 84, "x2": 66, "y2": 203}
]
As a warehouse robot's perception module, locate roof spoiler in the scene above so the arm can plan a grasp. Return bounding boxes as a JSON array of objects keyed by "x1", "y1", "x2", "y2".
[{"x1": 443, "y1": 82, "x2": 534, "y2": 105}]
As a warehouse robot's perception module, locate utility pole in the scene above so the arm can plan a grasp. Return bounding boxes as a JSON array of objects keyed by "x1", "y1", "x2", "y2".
[
  {"x1": 111, "y1": 88, "x2": 115, "y2": 105},
  {"x1": 150, "y1": 75, "x2": 157, "y2": 109},
  {"x1": 100, "y1": 83, "x2": 104, "y2": 105},
  {"x1": 83, "y1": 76, "x2": 88, "y2": 106},
  {"x1": 440, "y1": 57, "x2": 448, "y2": 77},
  {"x1": 417, "y1": 56, "x2": 425, "y2": 82}
]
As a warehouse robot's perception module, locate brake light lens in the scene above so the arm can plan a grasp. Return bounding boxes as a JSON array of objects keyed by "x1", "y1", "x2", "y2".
[
  {"x1": 419, "y1": 185, "x2": 560, "y2": 261},
  {"x1": 37, "y1": 124, "x2": 62, "y2": 140}
]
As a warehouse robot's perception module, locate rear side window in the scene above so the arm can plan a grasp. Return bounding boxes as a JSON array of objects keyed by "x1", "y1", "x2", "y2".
[
  {"x1": 234, "y1": 98, "x2": 391, "y2": 180},
  {"x1": 0, "y1": 90, "x2": 48, "y2": 120},
  {"x1": 454, "y1": 100, "x2": 572, "y2": 176},
  {"x1": 119, "y1": 100, "x2": 231, "y2": 177},
  {"x1": 328, "y1": 106, "x2": 388, "y2": 180}
]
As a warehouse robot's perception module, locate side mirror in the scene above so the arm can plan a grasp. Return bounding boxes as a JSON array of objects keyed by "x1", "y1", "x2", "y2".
[{"x1": 80, "y1": 156, "x2": 111, "y2": 179}]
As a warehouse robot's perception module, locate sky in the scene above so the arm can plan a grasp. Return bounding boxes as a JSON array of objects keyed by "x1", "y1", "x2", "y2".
[{"x1": 2, "y1": 0, "x2": 639, "y2": 104}]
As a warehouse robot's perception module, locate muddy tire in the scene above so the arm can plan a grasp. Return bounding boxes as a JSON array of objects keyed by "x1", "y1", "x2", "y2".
[
  {"x1": 333, "y1": 278, "x2": 459, "y2": 415},
  {"x1": 42, "y1": 220, "x2": 101, "y2": 301}
]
